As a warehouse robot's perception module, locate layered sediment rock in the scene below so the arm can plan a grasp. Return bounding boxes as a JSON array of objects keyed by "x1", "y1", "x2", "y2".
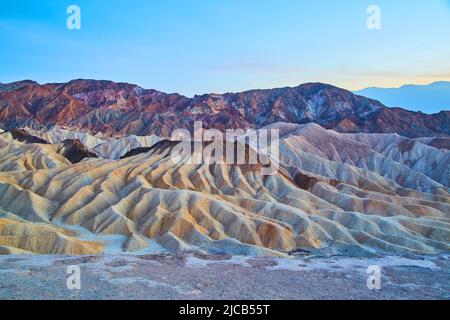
[{"x1": 0, "y1": 125, "x2": 448, "y2": 256}]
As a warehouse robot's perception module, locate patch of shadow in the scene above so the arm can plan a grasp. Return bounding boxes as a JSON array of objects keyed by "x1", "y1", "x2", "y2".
[
  {"x1": 53, "y1": 255, "x2": 102, "y2": 266},
  {"x1": 104, "y1": 259, "x2": 131, "y2": 268},
  {"x1": 193, "y1": 252, "x2": 232, "y2": 261},
  {"x1": 246, "y1": 259, "x2": 278, "y2": 269},
  {"x1": 136, "y1": 253, "x2": 186, "y2": 266},
  {"x1": 3, "y1": 257, "x2": 28, "y2": 263},
  {"x1": 292, "y1": 172, "x2": 339, "y2": 191},
  {"x1": 428, "y1": 138, "x2": 450, "y2": 150},
  {"x1": 56, "y1": 139, "x2": 98, "y2": 164},
  {"x1": 0, "y1": 284, "x2": 18, "y2": 289},
  {"x1": 288, "y1": 248, "x2": 313, "y2": 257},
  {"x1": 121, "y1": 147, "x2": 153, "y2": 159},
  {"x1": 9, "y1": 129, "x2": 49, "y2": 144},
  {"x1": 121, "y1": 140, "x2": 179, "y2": 159},
  {"x1": 399, "y1": 139, "x2": 415, "y2": 154}
]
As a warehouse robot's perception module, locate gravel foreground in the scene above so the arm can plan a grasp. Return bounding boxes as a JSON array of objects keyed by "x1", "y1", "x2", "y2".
[{"x1": 0, "y1": 253, "x2": 449, "y2": 300}]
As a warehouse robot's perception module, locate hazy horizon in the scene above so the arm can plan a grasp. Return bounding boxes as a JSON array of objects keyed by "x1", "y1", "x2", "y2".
[{"x1": 1, "y1": 77, "x2": 449, "y2": 97}]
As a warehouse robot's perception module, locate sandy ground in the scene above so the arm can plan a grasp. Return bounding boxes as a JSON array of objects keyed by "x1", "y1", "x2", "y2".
[{"x1": 0, "y1": 253, "x2": 449, "y2": 300}]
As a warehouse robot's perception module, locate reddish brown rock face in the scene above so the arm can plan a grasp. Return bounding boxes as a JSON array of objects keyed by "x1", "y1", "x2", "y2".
[{"x1": 0, "y1": 79, "x2": 448, "y2": 138}]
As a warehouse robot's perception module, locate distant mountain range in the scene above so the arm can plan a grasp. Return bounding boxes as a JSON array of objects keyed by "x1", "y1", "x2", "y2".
[
  {"x1": 0, "y1": 79, "x2": 449, "y2": 138},
  {"x1": 354, "y1": 81, "x2": 450, "y2": 114}
]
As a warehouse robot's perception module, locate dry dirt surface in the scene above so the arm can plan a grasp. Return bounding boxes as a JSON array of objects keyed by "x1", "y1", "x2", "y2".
[{"x1": 0, "y1": 253, "x2": 448, "y2": 300}]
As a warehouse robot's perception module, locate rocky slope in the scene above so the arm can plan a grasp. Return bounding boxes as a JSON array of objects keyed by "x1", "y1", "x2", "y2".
[
  {"x1": 0, "y1": 215, "x2": 103, "y2": 255},
  {"x1": 0, "y1": 132, "x2": 71, "y2": 171},
  {"x1": 21, "y1": 126, "x2": 161, "y2": 160},
  {"x1": 260, "y1": 123, "x2": 450, "y2": 193},
  {"x1": 0, "y1": 79, "x2": 448, "y2": 138},
  {"x1": 0, "y1": 127, "x2": 448, "y2": 256}
]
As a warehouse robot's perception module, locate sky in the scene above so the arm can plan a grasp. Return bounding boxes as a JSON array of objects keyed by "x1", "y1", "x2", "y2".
[{"x1": 1, "y1": 0, "x2": 450, "y2": 97}]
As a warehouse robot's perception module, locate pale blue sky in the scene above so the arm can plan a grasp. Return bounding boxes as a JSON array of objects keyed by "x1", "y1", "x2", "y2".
[{"x1": 1, "y1": 0, "x2": 450, "y2": 96}]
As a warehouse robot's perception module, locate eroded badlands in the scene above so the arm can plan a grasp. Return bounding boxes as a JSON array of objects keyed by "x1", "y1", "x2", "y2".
[{"x1": 0, "y1": 124, "x2": 448, "y2": 257}]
